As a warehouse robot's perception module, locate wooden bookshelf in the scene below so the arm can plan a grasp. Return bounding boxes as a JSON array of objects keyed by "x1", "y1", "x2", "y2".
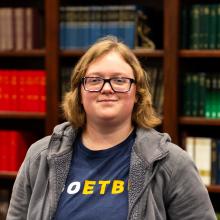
[
  {"x1": 0, "y1": 49, "x2": 45, "y2": 57},
  {"x1": 0, "y1": 112, "x2": 46, "y2": 119},
  {"x1": 179, "y1": 50, "x2": 220, "y2": 58},
  {"x1": 0, "y1": 172, "x2": 17, "y2": 180},
  {"x1": 207, "y1": 185, "x2": 220, "y2": 193},
  {"x1": 179, "y1": 117, "x2": 220, "y2": 126},
  {"x1": 60, "y1": 49, "x2": 164, "y2": 58}
]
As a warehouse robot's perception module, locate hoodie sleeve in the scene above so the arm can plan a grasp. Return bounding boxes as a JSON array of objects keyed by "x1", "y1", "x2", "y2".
[{"x1": 165, "y1": 144, "x2": 217, "y2": 220}]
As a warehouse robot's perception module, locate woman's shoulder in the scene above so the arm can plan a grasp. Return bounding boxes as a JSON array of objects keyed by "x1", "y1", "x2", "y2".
[
  {"x1": 163, "y1": 141, "x2": 196, "y2": 178},
  {"x1": 136, "y1": 127, "x2": 194, "y2": 175}
]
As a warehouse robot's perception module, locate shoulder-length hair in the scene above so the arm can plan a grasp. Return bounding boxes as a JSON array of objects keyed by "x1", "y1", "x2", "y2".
[{"x1": 62, "y1": 36, "x2": 161, "y2": 128}]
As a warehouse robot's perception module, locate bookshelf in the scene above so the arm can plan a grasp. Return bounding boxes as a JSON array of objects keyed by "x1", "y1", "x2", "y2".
[
  {"x1": 0, "y1": 0, "x2": 220, "y2": 216},
  {"x1": 177, "y1": 0, "x2": 220, "y2": 214}
]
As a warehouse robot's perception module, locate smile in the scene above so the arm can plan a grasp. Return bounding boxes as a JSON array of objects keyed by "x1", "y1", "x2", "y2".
[{"x1": 98, "y1": 99, "x2": 117, "y2": 102}]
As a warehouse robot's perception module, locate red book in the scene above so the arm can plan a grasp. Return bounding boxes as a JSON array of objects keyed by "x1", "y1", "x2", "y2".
[
  {"x1": 18, "y1": 70, "x2": 25, "y2": 111},
  {"x1": 0, "y1": 130, "x2": 8, "y2": 171},
  {"x1": 9, "y1": 131, "x2": 30, "y2": 171},
  {"x1": 2, "y1": 70, "x2": 10, "y2": 110},
  {"x1": 32, "y1": 70, "x2": 40, "y2": 112},
  {"x1": 0, "y1": 70, "x2": 3, "y2": 110},
  {"x1": 38, "y1": 70, "x2": 46, "y2": 112},
  {"x1": 10, "y1": 70, "x2": 18, "y2": 111}
]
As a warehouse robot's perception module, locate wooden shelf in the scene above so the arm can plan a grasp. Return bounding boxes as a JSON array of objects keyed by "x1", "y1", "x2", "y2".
[
  {"x1": 133, "y1": 49, "x2": 164, "y2": 57},
  {"x1": 60, "y1": 49, "x2": 164, "y2": 58},
  {"x1": 0, "y1": 171, "x2": 17, "y2": 180},
  {"x1": 0, "y1": 111, "x2": 46, "y2": 119},
  {"x1": 0, "y1": 49, "x2": 45, "y2": 57},
  {"x1": 179, "y1": 117, "x2": 220, "y2": 126},
  {"x1": 179, "y1": 49, "x2": 220, "y2": 58},
  {"x1": 60, "y1": 49, "x2": 86, "y2": 57},
  {"x1": 207, "y1": 185, "x2": 220, "y2": 193}
]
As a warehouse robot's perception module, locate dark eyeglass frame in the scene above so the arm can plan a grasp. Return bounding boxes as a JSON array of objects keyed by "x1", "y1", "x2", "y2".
[{"x1": 81, "y1": 76, "x2": 136, "y2": 93}]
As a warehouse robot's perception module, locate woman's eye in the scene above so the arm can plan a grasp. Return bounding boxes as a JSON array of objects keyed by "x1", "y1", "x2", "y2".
[
  {"x1": 114, "y1": 78, "x2": 126, "y2": 83},
  {"x1": 87, "y1": 78, "x2": 102, "y2": 84}
]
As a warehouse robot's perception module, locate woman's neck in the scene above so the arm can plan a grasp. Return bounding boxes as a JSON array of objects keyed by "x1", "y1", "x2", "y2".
[{"x1": 82, "y1": 121, "x2": 134, "y2": 151}]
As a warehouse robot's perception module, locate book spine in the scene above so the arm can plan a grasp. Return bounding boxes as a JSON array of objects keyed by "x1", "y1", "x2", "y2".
[
  {"x1": 39, "y1": 70, "x2": 46, "y2": 112},
  {"x1": 201, "y1": 5, "x2": 209, "y2": 49},
  {"x1": 209, "y1": 4, "x2": 217, "y2": 49},
  {"x1": 205, "y1": 75, "x2": 212, "y2": 118},
  {"x1": 211, "y1": 139, "x2": 217, "y2": 184},
  {"x1": 217, "y1": 4, "x2": 220, "y2": 49},
  {"x1": 190, "y1": 4, "x2": 200, "y2": 49},
  {"x1": 191, "y1": 73, "x2": 199, "y2": 116},
  {"x1": 210, "y1": 74, "x2": 218, "y2": 118},
  {"x1": 181, "y1": 6, "x2": 189, "y2": 48},
  {"x1": 183, "y1": 72, "x2": 192, "y2": 116},
  {"x1": 198, "y1": 72, "x2": 206, "y2": 116},
  {"x1": 194, "y1": 137, "x2": 212, "y2": 186},
  {"x1": 14, "y1": 8, "x2": 25, "y2": 50}
]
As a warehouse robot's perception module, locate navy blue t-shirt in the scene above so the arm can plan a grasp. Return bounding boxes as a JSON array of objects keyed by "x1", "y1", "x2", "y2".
[{"x1": 54, "y1": 129, "x2": 136, "y2": 220}]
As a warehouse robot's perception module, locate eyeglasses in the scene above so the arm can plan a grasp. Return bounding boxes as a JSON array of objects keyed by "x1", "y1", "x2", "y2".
[{"x1": 81, "y1": 77, "x2": 136, "y2": 93}]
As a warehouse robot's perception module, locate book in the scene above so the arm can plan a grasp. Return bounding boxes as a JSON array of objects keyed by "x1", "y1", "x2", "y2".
[
  {"x1": 185, "y1": 136, "x2": 213, "y2": 185},
  {"x1": 0, "y1": 69, "x2": 46, "y2": 112},
  {"x1": 190, "y1": 4, "x2": 200, "y2": 49},
  {"x1": 194, "y1": 137, "x2": 212, "y2": 185},
  {"x1": 0, "y1": 7, "x2": 42, "y2": 51},
  {"x1": 182, "y1": 72, "x2": 192, "y2": 116},
  {"x1": 0, "y1": 130, "x2": 36, "y2": 172},
  {"x1": 59, "y1": 5, "x2": 144, "y2": 49},
  {"x1": 209, "y1": 4, "x2": 217, "y2": 49}
]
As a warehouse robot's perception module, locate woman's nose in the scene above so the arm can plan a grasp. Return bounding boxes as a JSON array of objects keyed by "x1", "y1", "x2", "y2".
[{"x1": 100, "y1": 81, "x2": 114, "y2": 93}]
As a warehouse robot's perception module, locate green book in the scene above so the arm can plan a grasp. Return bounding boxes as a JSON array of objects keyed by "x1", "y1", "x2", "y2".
[
  {"x1": 183, "y1": 72, "x2": 192, "y2": 116},
  {"x1": 198, "y1": 72, "x2": 206, "y2": 116},
  {"x1": 217, "y1": 74, "x2": 220, "y2": 118},
  {"x1": 210, "y1": 74, "x2": 218, "y2": 118},
  {"x1": 200, "y1": 5, "x2": 209, "y2": 49},
  {"x1": 181, "y1": 7, "x2": 189, "y2": 48},
  {"x1": 190, "y1": 4, "x2": 200, "y2": 49},
  {"x1": 217, "y1": 4, "x2": 220, "y2": 48},
  {"x1": 191, "y1": 73, "x2": 199, "y2": 116},
  {"x1": 205, "y1": 75, "x2": 212, "y2": 118},
  {"x1": 209, "y1": 4, "x2": 217, "y2": 49}
]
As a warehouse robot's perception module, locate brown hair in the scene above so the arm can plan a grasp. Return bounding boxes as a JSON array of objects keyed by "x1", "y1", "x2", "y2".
[{"x1": 62, "y1": 36, "x2": 161, "y2": 128}]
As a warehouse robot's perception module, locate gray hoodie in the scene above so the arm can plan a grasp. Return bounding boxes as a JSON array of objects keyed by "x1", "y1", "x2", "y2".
[{"x1": 7, "y1": 122, "x2": 216, "y2": 220}]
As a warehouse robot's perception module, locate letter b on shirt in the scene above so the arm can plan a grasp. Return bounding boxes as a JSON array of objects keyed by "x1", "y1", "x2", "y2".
[{"x1": 112, "y1": 180, "x2": 124, "y2": 194}]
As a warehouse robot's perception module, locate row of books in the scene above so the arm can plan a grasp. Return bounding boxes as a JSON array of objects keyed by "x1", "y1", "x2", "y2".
[
  {"x1": 0, "y1": 130, "x2": 36, "y2": 172},
  {"x1": 181, "y1": 4, "x2": 220, "y2": 49},
  {"x1": 182, "y1": 72, "x2": 220, "y2": 118},
  {"x1": 0, "y1": 70, "x2": 46, "y2": 112},
  {"x1": 60, "y1": 66, "x2": 163, "y2": 114},
  {"x1": 60, "y1": 5, "x2": 142, "y2": 49},
  {"x1": 0, "y1": 7, "x2": 43, "y2": 51},
  {"x1": 185, "y1": 136, "x2": 220, "y2": 185}
]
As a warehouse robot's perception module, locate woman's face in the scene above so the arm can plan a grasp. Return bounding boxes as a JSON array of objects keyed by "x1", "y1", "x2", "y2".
[{"x1": 81, "y1": 51, "x2": 136, "y2": 127}]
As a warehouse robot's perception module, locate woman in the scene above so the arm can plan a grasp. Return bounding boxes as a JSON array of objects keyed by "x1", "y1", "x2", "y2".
[{"x1": 7, "y1": 36, "x2": 216, "y2": 220}]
